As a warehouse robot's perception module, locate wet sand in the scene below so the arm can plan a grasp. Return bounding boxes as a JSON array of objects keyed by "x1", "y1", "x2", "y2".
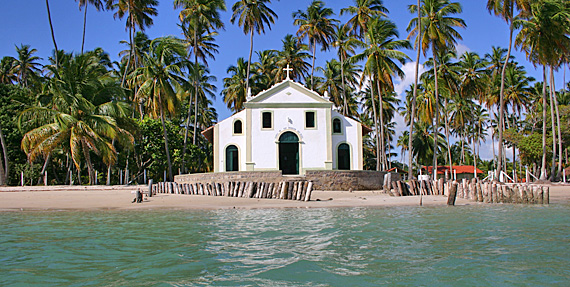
[{"x1": 0, "y1": 184, "x2": 568, "y2": 211}]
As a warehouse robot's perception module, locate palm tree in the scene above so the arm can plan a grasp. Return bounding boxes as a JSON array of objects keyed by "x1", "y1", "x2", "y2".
[
  {"x1": 340, "y1": 0, "x2": 388, "y2": 40},
  {"x1": 276, "y1": 34, "x2": 311, "y2": 82},
  {"x1": 176, "y1": 0, "x2": 225, "y2": 146},
  {"x1": 107, "y1": 0, "x2": 158, "y2": 85},
  {"x1": 331, "y1": 24, "x2": 359, "y2": 115},
  {"x1": 45, "y1": 0, "x2": 59, "y2": 67},
  {"x1": 222, "y1": 57, "x2": 250, "y2": 112},
  {"x1": 397, "y1": 131, "x2": 410, "y2": 164},
  {"x1": 353, "y1": 18, "x2": 410, "y2": 170},
  {"x1": 411, "y1": 121, "x2": 446, "y2": 166},
  {"x1": 0, "y1": 57, "x2": 17, "y2": 84},
  {"x1": 75, "y1": 0, "x2": 105, "y2": 54},
  {"x1": 293, "y1": 0, "x2": 339, "y2": 89},
  {"x1": 134, "y1": 37, "x2": 187, "y2": 181},
  {"x1": 487, "y1": 0, "x2": 531, "y2": 180},
  {"x1": 317, "y1": 59, "x2": 343, "y2": 108},
  {"x1": 13, "y1": 45, "x2": 42, "y2": 88},
  {"x1": 470, "y1": 105, "x2": 489, "y2": 175},
  {"x1": 424, "y1": 50, "x2": 460, "y2": 172},
  {"x1": 406, "y1": 0, "x2": 465, "y2": 180},
  {"x1": 405, "y1": 0, "x2": 422, "y2": 180},
  {"x1": 178, "y1": 17, "x2": 222, "y2": 171},
  {"x1": 253, "y1": 49, "x2": 279, "y2": 91},
  {"x1": 515, "y1": 0, "x2": 570, "y2": 180},
  {"x1": 231, "y1": 0, "x2": 277, "y2": 97},
  {"x1": 20, "y1": 52, "x2": 133, "y2": 185},
  {"x1": 180, "y1": 63, "x2": 217, "y2": 170}
]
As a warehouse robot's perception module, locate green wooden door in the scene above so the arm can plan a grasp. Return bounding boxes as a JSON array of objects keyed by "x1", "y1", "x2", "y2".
[{"x1": 279, "y1": 132, "x2": 299, "y2": 175}]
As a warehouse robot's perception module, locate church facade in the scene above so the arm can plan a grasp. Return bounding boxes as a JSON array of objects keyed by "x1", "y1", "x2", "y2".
[{"x1": 202, "y1": 78, "x2": 369, "y2": 175}]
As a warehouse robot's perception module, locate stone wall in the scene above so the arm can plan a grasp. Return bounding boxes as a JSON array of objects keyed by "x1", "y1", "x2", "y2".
[
  {"x1": 305, "y1": 170, "x2": 387, "y2": 190},
  {"x1": 175, "y1": 170, "x2": 394, "y2": 191}
]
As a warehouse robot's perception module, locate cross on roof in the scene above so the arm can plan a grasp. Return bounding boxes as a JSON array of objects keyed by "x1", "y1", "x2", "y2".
[{"x1": 284, "y1": 64, "x2": 293, "y2": 80}]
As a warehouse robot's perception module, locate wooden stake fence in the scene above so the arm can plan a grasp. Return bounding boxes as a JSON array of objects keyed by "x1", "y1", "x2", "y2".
[
  {"x1": 152, "y1": 181, "x2": 313, "y2": 202},
  {"x1": 384, "y1": 178, "x2": 549, "y2": 205}
]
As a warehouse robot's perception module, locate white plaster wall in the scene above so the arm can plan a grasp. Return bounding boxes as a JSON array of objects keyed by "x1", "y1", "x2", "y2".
[
  {"x1": 331, "y1": 111, "x2": 362, "y2": 170},
  {"x1": 258, "y1": 86, "x2": 321, "y2": 104},
  {"x1": 217, "y1": 110, "x2": 246, "y2": 172},
  {"x1": 250, "y1": 107, "x2": 329, "y2": 170}
]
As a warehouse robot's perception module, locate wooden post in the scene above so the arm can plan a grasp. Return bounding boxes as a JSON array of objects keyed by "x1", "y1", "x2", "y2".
[
  {"x1": 531, "y1": 186, "x2": 542, "y2": 204},
  {"x1": 543, "y1": 186, "x2": 549, "y2": 204},
  {"x1": 280, "y1": 181, "x2": 288, "y2": 199},
  {"x1": 476, "y1": 182, "x2": 483, "y2": 202},
  {"x1": 395, "y1": 181, "x2": 403, "y2": 196},
  {"x1": 304, "y1": 182, "x2": 313, "y2": 201},
  {"x1": 447, "y1": 182, "x2": 458, "y2": 205},
  {"x1": 237, "y1": 182, "x2": 244, "y2": 197},
  {"x1": 271, "y1": 182, "x2": 278, "y2": 198},
  {"x1": 246, "y1": 182, "x2": 254, "y2": 198},
  {"x1": 537, "y1": 187, "x2": 544, "y2": 204}
]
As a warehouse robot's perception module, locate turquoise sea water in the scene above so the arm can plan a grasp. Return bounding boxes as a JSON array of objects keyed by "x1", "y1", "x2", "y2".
[{"x1": 1, "y1": 205, "x2": 569, "y2": 286}]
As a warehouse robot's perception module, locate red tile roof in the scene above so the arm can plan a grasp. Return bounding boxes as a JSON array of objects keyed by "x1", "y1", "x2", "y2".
[
  {"x1": 387, "y1": 167, "x2": 408, "y2": 173},
  {"x1": 422, "y1": 165, "x2": 483, "y2": 175}
]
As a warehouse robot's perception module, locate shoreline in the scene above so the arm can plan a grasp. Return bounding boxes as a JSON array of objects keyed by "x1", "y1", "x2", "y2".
[{"x1": 1, "y1": 184, "x2": 569, "y2": 212}]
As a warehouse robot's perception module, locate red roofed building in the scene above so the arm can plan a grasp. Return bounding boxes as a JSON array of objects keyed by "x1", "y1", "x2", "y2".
[{"x1": 421, "y1": 165, "x2": 484, "y2": 180}]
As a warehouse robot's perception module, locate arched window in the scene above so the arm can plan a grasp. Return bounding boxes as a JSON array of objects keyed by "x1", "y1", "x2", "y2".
[
  {"x1": 337, "y1": 143, "x2": 350, "y2": 170},
  {"x1": 333, "y1": 118, "x2": 342, "y2": 134},
  {"x1": 233, "y1": 120, "x2": 243, "y2": 134},
  {"x1": 225, "y1": 145, "x2": 239, "y2": 171}
]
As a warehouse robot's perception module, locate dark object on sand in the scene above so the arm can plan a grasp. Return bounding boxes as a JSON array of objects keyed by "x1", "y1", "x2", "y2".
[{"x1": 132, "y1": 189, "x2": 143, "y2": 203}]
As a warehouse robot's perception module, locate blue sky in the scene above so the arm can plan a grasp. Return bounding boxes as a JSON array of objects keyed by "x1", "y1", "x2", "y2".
[{"x1": 1, "y1": 0, "x2": 567, "y2": 161}]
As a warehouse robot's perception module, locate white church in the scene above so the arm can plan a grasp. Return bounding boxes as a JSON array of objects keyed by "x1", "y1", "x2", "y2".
[{"x1": 202, "y1": 69, "x2": 370, "y2": 175}]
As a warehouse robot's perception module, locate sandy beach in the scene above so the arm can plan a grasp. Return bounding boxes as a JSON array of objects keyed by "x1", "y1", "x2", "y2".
[{"x1": 0, "y1": 184, "x2": 569, "y2": 211}]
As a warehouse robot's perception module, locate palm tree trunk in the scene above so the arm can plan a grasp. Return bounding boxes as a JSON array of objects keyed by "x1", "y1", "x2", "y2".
[
  {"x1": 497, "y1": 11, "x2": 514, "y2": 181},
  {"x1": 512, "y1": 145, "x2": 516, "y2": 182},
  {"x1": 491, "y1": 127, "x2": 497, "y2": 168},
  {"x1": 159, "y1": 101, "x2": 174, "y2": 181},
  {"x1": 0, "y1": 126, "x2": 8, "y2": 185},
  {"x1": 540, "y1": 66, "x2": 548, "y2": 180},
  {"x1": 0, "y1": 149, "x2": 4, "y2": 186},
  {"x1": 444, "y1": 99, "x2": 453, "y2": 177},
  {"x1": 340, "y1": 53, "x2": 347, "y2": 116},
  {"x1": 122, "y1": 13, "x2": 134, "y2": 87},
  {"x1": 311, "y1": 39, "x2": 316, "y2": 89},
  {"x1": 431, "y1": 53, "x2": 439, "y2": 181},
  {"x1": 408, "y1": 0, "x2": 421, "y2": 181},
  {"x1": 37, "y1": 154, "x2": 51, "y2": 185},
  {"x1": 45, "y1": 0, "x2": 59, "y2": 67},
  {"x1": 473, "y1": 126, "x2": 481, "y2": 178},
  {"x1": 82, "y1": 142, "x2": 95, "y2": 185},
  {"x1": 106, "y1": 138, "x2": 115, "y2": 185},
  {"x1": 376, "y1": 77, "x2": 386, "y2": 171},
  {"x1": 369, "y1": 76, "x2": 380, "y2": 171},
  {"x1": 81, "y1": 2, "x2": 88, "y2": 54},
  {"x1": 192, "y1": 28, "x2": 200, "y2": 146},
  {"x1": 245, "y1": 28, "x2": 254, "y2": 97},
  {"x1": 184, "y1": 27, "x2": 198, "y2": 169},
  {"x1": 549, "y1": 67, "x2": 557, "y2": 181},
  {"x1": 473, "y1": 139, "x2": 477, "y2": 178},
  {"x1": 550, "y1": 66, "x2": 562, "y2": 181},
  {"x1": 182, "y1": 91, "x2": 193, "y2": 173}
]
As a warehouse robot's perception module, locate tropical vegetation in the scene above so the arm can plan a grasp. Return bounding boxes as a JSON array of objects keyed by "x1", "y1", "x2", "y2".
[{"x1": 0, "y1": 0, "x2": 569, "y2": 186}]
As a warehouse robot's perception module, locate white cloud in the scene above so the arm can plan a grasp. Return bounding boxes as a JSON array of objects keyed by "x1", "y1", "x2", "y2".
[
  {"x1": 394, "y1": 61, "x2": 426, "y2": 99},
  {"x1": 456, "y1": 43, "x2": 471, "y2": 58}
]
